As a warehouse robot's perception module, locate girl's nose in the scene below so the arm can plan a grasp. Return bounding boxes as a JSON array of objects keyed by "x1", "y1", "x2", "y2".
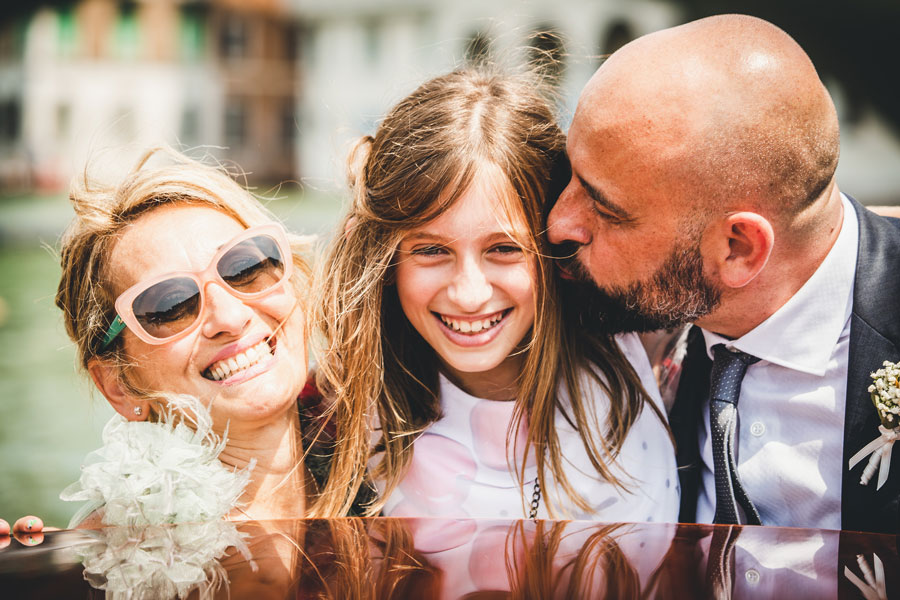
[
  {"x1": 200, "y1": 282, "x2": 253, "y2": 338},
  {"x1": 447, "y1": 257, "x2": 492, "y2": 311}
]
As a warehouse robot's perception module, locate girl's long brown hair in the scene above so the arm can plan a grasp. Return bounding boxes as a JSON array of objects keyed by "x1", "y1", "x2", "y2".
[{"x1": 313, "y1": 67, "x2": 664, "y2": 518}]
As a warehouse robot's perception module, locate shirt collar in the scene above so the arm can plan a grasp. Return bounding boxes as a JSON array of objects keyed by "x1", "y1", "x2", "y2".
[{"x1": 701, "y1": 193, "x2": 858, "y2": 376}]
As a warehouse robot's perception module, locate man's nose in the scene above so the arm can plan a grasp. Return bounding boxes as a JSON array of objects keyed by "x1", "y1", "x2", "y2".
[
  {"x1": 447, "y1": 257, "x2": 492, "y2": 311},
  {"x1": 547, "y1": 183, "x2": 592, "y2": 246},
  {"x1": 200, "y1": 282, "x2": 253, "y2": 338}
]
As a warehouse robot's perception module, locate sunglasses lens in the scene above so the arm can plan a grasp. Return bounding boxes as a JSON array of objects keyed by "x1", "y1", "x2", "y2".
[
  {"x1": 133, "y1": 277, "x2": 202, "y2": 339},
  {"x1": 217, "y1": 234, "x2": 286, "y2": 294}
]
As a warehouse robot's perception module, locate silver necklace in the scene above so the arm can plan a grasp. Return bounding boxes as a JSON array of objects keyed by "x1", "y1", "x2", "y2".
[{"x1": 529, "y1": 478, "x2": 542, "y2": 519}]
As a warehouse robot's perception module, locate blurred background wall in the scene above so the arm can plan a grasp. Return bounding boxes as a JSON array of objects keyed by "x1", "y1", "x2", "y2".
[{"x1": 1, "y1": 0, "x2": 898, "y2": 526}]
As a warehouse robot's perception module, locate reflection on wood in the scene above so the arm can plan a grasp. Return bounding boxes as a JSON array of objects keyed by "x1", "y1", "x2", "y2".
[{"x1": 0, "y1": 519, "x2": 897, "y2": 599}]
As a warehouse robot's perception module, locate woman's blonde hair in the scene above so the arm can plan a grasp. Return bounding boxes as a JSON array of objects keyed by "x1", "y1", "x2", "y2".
[
  {"x1": 56, "y1": 146, "x2": 312, "y2": 396},
  {"x1": 314, "y1": 67, "x2": 658, "y2": 518}
]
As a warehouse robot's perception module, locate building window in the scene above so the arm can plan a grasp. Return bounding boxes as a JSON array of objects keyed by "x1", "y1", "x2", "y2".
[
  {"x1": 300, "y1": 23, "x2": 316, "y2": 66},
  {"x1": 179, "y1": 3, "x2": 207, "y2": 61},
  {"x1": 180, "y1": 106, "x2": 200, "y2": 146},
  {"x1": 281, "y1": 101, "x2": 296, "y2": 152},
  {"x1": 0, "y1": 99, "x2": 21, "y2": 144},
  {"x1": 464, "y1": 30, "x2": 492, "y2": 66},
  {"x1": 0, "y1": 18, "x2": 26, "y2": 60},
  {"x1": 56, "y1": 103, "x2": 71, "y2": 140},
  {"x1": 600, "y1": 20, "x2": 633, "y2": 60},
  {"x1": 362, "y1": 18, "x2": 381, "y2": 67},
  {"x1": 220, "y1": 16, "x2": 248, "y2": 60},
  {"x1": 224, "y1": 99, "x2": 247, "y2": 148},
  {"x1": 57, "y1": 5, "x2": 78, "y2": 58},
  {"x1": 284, "y1": 24, "x2": 298, "y2": 62},
  {"x1": 527, "y1": 26, "x2": 566, "y2": 86},
  {"x1": 113, "y1": 1, "x2": 139, "y2": 60}
]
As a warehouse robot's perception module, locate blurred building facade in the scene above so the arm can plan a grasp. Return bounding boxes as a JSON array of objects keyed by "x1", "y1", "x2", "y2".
[
  {"x1": 0, "y1": 0, "x2": 297, "y2": 190},
  {"x1": 2, "y1": 0, "x2": 900, "y2": 202},
  {"x1": 292, "y1": 0, "x2": 680, "y2": 191}
]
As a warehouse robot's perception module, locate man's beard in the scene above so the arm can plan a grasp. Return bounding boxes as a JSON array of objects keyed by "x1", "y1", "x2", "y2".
[{"x1": 558, "y1": 238, "x2": 722, "y2": 335}]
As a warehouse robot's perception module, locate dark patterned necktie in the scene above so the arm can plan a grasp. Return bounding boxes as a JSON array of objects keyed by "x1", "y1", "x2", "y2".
[
  {"x1": 705, "y1": 524, "x2": 741, "y2": 599},
  {"x1": 710, "y1": 344, "x2": 762, "y2": 525}
]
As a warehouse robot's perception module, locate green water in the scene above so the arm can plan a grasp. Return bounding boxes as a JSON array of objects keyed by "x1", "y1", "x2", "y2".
[
  {"x1": 0, "y1": 191, "x2": 343, "y2": 527},
  {"x1": 0, "y1": 243, "x2": 111, "y2": 527}
]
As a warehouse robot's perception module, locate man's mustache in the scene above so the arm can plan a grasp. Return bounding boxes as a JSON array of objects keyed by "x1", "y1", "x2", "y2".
[{"x1": 551, "y1": 242, "x2": 591, "y2": 282}]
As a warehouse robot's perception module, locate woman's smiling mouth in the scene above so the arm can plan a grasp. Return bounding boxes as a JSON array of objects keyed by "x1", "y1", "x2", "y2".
[{"x1": 204, "y1": 338, "x2": 276, "y2": 382}]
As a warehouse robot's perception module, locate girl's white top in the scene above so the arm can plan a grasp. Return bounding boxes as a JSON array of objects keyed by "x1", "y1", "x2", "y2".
[{"x1": 379, "y1": 332, "x2": 680, "y2": 522}]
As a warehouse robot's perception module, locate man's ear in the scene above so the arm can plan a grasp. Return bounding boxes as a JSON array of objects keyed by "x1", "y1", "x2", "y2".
[
  {"x1": 707, "y1": 212, "x2": 775, "y2": 289},
  {"x1": 87, "y1": 358, "x2": 148, "y2": 421}
]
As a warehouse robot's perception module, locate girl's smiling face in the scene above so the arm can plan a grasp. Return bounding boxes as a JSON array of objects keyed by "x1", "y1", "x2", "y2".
[
  {"x1": 393, "y1": 168, "x2": 536, "y2": 399},
  {"x1": 105, "y1": 204, "x2": 307, "y2": 426}
]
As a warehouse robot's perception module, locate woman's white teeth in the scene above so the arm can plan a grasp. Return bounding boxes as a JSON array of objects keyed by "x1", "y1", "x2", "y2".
[
  {"x1": 207, "y1": 340, "x2": 273, "y2": 381},
  {"x1": 440, "y1": 312, "x2": 504, "y2": 334}
]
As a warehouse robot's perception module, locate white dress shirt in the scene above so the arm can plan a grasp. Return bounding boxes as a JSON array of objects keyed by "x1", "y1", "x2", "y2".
[
  {"x1": 696, "y1": 194, "x2": 859, "y2": 529},
  {"x1": 698, "y1": 526, "x2": 840, "y2": 599}
]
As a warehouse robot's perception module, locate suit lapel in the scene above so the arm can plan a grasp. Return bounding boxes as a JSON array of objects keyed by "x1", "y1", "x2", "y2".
[
  {"x1": 842, "y1": 199, "x2": 900, "y2": 533},
  {"x1": 670, "y1": 326, "x2": 711, "y2": 523}
]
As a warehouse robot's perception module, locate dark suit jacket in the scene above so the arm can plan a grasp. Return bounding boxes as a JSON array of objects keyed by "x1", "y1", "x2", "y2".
[{"x1": 670, "y1": 198, "x2": 900, "y2": 534}]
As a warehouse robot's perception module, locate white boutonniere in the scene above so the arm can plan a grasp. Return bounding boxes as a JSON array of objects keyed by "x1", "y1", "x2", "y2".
[
  {"x1": 848, "y1": 361, "x2": 900, "y2": 489},
  {"x1": 844, "y1": 553, "x2": 887, "y2": 600}
]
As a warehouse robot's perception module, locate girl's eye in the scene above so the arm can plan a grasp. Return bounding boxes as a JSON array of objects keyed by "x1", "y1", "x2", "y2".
[
  {"x1": 490, "y1": 244, "x2": 524, "y2": 256},
  {"x1": 411, "y1": 245, "x2": 446, "y2": 257}
]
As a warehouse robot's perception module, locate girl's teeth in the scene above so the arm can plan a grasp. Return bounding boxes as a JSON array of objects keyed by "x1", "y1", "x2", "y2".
[{"x1": 441, "y1": 312, "x2": 504, "y2": 334}]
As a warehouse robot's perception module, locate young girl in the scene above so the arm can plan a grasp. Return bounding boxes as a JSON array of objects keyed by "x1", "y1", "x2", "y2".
[{"x1": 313, "y1": 68, "x2": 679, "y2": 521}]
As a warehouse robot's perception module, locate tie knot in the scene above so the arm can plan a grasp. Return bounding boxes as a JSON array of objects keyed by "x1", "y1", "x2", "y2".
[
  {"x1": 709, "y1": 344, "x2": 759, "y2": 406},
  {"x1": 712, "y1": 344, "x2": 759, "y2": 366}
]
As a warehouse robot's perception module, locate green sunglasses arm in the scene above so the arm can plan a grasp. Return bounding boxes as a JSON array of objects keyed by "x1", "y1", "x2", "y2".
[{"x1": 100, "y1": 315, "x2": 126, "y2": 350}]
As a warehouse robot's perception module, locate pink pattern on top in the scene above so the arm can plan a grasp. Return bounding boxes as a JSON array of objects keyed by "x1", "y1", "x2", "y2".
[
  {"x1": 396, "y1": 432, "x2": 476, "y2": 516},
  {"x1": 468, "y1": 525, "x2": 527, "y2": 591},
  {"x1": 469, "y1": 400, "x2": 534, "y2": 472}
]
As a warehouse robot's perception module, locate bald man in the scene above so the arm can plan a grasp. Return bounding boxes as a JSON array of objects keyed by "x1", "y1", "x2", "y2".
[{"x1": 548, "y1": 15, "x2": 900, "y2": 533}]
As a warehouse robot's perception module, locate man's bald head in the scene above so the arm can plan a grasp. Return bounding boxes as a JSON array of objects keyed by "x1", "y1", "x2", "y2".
[
  {"x1": 549, "y1": 15, "x2": 847, "y2": 338},
  {"x1": 577, "y1": 14, "x2": 840, "y2": 224}
]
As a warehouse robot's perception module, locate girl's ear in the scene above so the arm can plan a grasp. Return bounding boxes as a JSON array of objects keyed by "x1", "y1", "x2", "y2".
[{"x1": 87, "y1": 358, "x2": 148, "y2": 421}]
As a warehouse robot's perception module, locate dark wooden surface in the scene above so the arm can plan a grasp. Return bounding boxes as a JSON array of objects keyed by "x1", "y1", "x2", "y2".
[{"x1": 0, "y1": 519, "x2": 897, "y2": 598}]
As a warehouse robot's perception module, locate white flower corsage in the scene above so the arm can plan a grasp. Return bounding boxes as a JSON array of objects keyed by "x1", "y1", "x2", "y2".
[
  {"x1": 848, "y1": 361, "x2": 900, "y2": 489},
  {"x1": 61, "y1": 395, "x2": 254, "y2": 527},
  {"x1": 76, "y1": 521, "x2": 253, "y2": 600}
]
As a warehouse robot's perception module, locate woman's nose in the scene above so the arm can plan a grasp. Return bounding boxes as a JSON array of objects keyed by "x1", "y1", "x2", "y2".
[
  {"x1": 200, "y1": 282, "x2": 253, "y2": 338},
  {"x1": 447, "y1": 257, "x2": 492, "y2": 311}
]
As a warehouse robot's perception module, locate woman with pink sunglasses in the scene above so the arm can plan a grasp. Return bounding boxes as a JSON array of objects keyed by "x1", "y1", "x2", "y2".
[{"x1": 52, "y1": 146, "x2": 325, "y2": 525}]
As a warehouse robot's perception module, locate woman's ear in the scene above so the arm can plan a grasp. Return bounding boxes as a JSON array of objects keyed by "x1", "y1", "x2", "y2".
[
  {"x1": 706, "y1": 212, "x2": 775, "y2": 289},
  {"x1": 87, "y1": 358, "x2": 148, "y2": 421}
]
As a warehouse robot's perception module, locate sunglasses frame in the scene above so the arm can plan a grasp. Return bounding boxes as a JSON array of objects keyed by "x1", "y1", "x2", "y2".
[{"x1": 105, "y1": 223, "x2": 294, "y2": 347}]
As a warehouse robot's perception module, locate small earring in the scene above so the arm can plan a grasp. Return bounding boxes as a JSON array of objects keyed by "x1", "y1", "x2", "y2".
[{"x1": 133, "y1": 406, "x2": 142, "y2": 416}]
